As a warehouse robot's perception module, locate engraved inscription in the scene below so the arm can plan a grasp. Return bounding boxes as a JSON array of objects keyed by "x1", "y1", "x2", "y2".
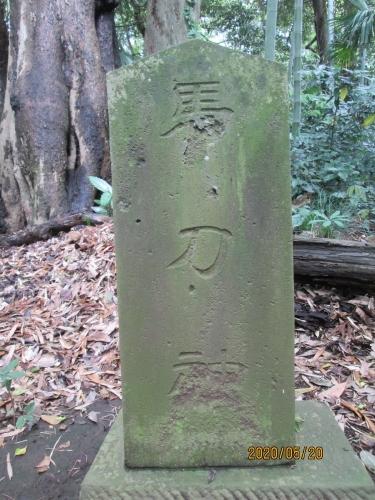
[
  {"x1": 169, "y1": 349, "x2": 249, "y2": 404},
  {"x1": 167, "y1": 226, "x2": 232, "y2": 279},
  {"x1": 162, "y1": 81, "x2": 234, "y2": 137}
]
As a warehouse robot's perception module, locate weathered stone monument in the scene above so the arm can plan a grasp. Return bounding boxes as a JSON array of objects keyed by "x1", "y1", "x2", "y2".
[{"x1": 81, "y1": 40, "x2": 375, "y2": 498}]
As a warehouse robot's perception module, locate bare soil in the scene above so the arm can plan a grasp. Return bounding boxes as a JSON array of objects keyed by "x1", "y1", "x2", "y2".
[{"x1": 0, "y1": 399, "x2": 120, "y2": 500}]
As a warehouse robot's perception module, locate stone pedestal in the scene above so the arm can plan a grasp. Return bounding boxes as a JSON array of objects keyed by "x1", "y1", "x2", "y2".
[{"x1": 80, "y1": 401, "x2": 375, "y2": 499}]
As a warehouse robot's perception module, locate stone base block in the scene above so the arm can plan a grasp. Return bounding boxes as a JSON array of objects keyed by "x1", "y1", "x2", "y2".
[{"x1": 80, "y1": 401, "x2": 375, "y2": 499}]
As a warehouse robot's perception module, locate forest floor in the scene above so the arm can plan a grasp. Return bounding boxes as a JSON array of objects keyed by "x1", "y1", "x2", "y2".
[{"x1": 0, "y1": 222, "x2": 374, "y2": 499}]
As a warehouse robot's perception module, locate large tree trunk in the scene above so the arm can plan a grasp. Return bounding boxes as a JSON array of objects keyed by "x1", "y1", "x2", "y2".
[
  {"x1": 0, "y1": 0, "x2": 119, "y2": 233},
  {"x1": 312, "y1": 0, "x2": 328, "y2": 64},
  {"x1": 0, "y1": 0, "x2": 8, "y2": 119},
  {"x1": 144, "y1": 0, "x2": 201, "y2": 55}
]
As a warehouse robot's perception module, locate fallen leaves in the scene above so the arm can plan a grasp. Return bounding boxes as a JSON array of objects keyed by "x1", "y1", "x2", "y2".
[
  {"x1": 35, "y1": 435, "x2": 62, "y2": 474},
  {"x1": 318, "y1": 381, "x2": 347, "y2": 402},
  {"x1": 14, "y1": 446, "x2": 27, "y2": 456},
  {"x1": 0, "y1": 428, "x2": 24, "y2": 440},
  {"x1": 295, "y1": 285, "x2": 375, "y2": 462},
  {"x1": 6, "y1": 452, "x2": 12, "y2": 480},
  {"x1": 36, "y1": 354, "x2": 58, "y2": 369},
  {"x1": 87, "y1": 411, "x2": 99, "y2": 423},
  {"x1": 84, "y1": 373, "x2": 122, "y2": 399},
  {"x1": 58, "y1": 440, "x2": 71, "y2": 450},
  {"x1": 0, "y1": 223, "x2": 120, "y2": 435},
  {"x1": 40, "y1": 415, "x2": 65, "y2": 426},
  {"x1": 365, "y1": 416, "x2": 375, "y2": 435},
  {"x1": 35, "y1": 455, "x2": 51, "y2": 474},
  {"x1": 341, "y1": 399, "x2": 368, "y2": 419}
]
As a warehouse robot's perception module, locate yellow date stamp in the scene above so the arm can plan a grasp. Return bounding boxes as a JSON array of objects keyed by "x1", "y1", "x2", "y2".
[{"x1": 248, "y1": 446, "x2": 324, "y2": 461}]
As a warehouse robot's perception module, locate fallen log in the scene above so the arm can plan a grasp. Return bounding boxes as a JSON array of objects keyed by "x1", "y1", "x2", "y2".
[
  {"x1": 293, "y1": 236, "x2": 375, "y2": 289},
  {"x1": 1, "y1": 218, "x2": 374, "y2": 289},
  {"x1": 0, "y1": 212, "x2": 110, "y2": 248}
]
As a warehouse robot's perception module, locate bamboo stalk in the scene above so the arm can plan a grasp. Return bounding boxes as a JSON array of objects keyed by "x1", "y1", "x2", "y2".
[
  {"x1": 264, "y1": 0, "x2": 279, "y2": 61},
  {"x1": 292, "y1": 0, "x2": 303, "y2": 138}
]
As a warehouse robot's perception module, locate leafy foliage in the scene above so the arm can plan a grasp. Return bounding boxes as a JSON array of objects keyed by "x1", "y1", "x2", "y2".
[
  {"x1": 201, "y1": 0, "x2": 266, "y2": 53},
  {"x1": 185, "y1": 0, "x2": 207, "y2": 39},
  {"x1": 0, "y1": 358, "x2": 36, "y2": 428},
  {"x1": 16, "y1": 401, "x2": 36, "y2": 429},
  {"x1": 115, "y1": 1, "x2": 146, "y2": 62},
  {"x1": 89, "y1": 176, "x2": 113, "y2": 216},
  {"x1": 293, "y1": 205, "x2": 350, "y2": 237},
  {"x1": 0, "y1": 359, "x2": 25, "y2": 392},
  {"x1": 337, "y1": 0, "x2": 375, "y2": 50},
  {"x1": 333, "y1": 0, "x2": 375, "y2": 68},
  {"x1": 292, "y1": 65, "x2": 375, "y2": 236}
]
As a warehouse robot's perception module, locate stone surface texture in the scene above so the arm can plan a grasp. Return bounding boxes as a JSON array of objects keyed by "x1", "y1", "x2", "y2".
[
  {"x1": 80, "y1": 401, "x2": 375, "y2": 499},
  {"x1": 108, "y1": 39, "x2": 295, "y2": 468}
]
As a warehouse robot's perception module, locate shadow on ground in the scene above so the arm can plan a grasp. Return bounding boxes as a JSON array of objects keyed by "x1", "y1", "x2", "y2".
[{"x1": 0, "y1": 400, "x2": 121, "y2": 500}]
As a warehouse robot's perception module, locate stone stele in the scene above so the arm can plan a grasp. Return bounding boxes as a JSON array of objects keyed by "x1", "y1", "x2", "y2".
[
  {"x1": 81, "y1": 40, "x2": 375, "y2": 498},
  {"x1": 107, "y1": 38, "x2": 294, "y2": 469}
]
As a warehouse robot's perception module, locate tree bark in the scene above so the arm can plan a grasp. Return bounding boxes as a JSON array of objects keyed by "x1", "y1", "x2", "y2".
[
  {"x1": 312, "y1": 0, "x2": 328, "y2": 64},
  {"x1": 0, "y1": 0, "x2": 8, "y2": 119},
  {"x1": 96, "y1": 4, "x2": 122, "y2": 72},
  {"x1": 144, "y1": 0, "x2": 201, "y2": 55},
  {"x1": 0, "y1": 0, "x2": 119, "y2": 234}
]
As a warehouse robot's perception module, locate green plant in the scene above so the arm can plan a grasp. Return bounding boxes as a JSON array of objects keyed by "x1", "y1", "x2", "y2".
[
  {"x1": 184, "y1": 0, "x2": 207, "y2": 39},
  {"x1": 0, "y1": 359, "x2": 25, "y2": 393},
  {"x1": 201, "y1": 0, "x2": 267, "y2": 55},
  {"x1": 347, "y1": 184, "x2": 367, "y2": 204},
  {"x1": 309, "y1": 209, "x2": 350, "y2": 237},
  {"x1": 16, "y1": 402, "x2": 36, "y2": 429},
  {"x1": 0, "y1": 359, "x2": 35, "y2": 428},
  {"x1": 88, "y1": 176, "x2": 113, "y2": 216},
  {"x1": 293, "y1": 196, "x2": 350, "y2": 237},
  {"x1": 291, "y1": 65, "x2": 375, "y2": 238},
  {"x1": 335, "y1": 0, "x2": 375, "y2": 73}
]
